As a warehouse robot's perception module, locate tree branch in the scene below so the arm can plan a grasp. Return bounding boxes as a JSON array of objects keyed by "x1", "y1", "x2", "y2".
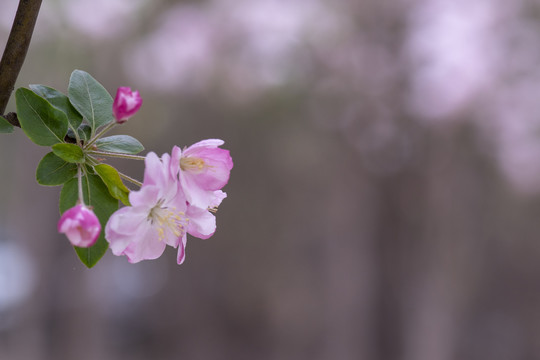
[{"x1": 0, "y1": 0, "x2": 42, "y2": 117}]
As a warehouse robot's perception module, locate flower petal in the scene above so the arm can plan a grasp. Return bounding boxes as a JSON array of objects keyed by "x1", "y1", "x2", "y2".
[
  {"x1": 184, "y1": 147, "x2": 233, "y2": 190},
  {"x1": 142, "y1": 152, "x2": 177, "y2": 200},
  {"x1": 177, "y1": 234, "x2": 187, "y2": 265},
  {"x1": 186, "y1": 205, "x2": 216, "y2": 239},
  {"x1": 122, "y1": 225, "x2": 167, "y2": 263},
  {"x1": 142, "y1": 152, "x2": 165, "y2": 186},
  {"x1": 170, "y1": 145, "x2": 182, "y2": 179},
  {"x1": 105, "y1": 206, "x2": 148, "y2": 255},
  {"x1": 185, "y1": 139, "x2": 225, "y2": 151},
  {"x1": 129, "y1": 184, "x2": 160, "y2": 208},
  {"x1": 179, "y1": 171, "x2": 216, "y2": 209},
  {"x1": 210, "y1": 190, "x2": 227, "y2": 208}
]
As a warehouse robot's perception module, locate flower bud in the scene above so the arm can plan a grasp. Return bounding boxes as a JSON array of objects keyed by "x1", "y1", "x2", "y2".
[
  {"x1": 112, "y1": 87, "x2": 142, "y2": 123},
  {"x1": 58, "y1": 204, "x2": 101, "y2": 247}
]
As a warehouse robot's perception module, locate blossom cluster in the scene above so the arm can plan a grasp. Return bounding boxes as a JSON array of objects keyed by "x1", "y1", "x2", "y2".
[
  {"x1": 105, "y1": 139, "x2": 232, "y2": 264},
  {"x1": 58, "y1": 86, "x2": 233, "y2": 265}
]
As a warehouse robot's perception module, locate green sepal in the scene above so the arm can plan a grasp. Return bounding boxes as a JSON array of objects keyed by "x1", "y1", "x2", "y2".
[
  {"x1": 83, "y1": 163, "x2": 96, "y2": 175},
  {"x1": 95, "y1": 135, "x2": 144, "y2": 154},
  {"x1": 78, "y1": 124, "x2": 92, "y2": 142},
  {"x1": 36, "y1": 152, "x2": 77, "y2": 186},
  {"x1": 68, "y1": 70, "x2": 113, "y2": 135},
  {"x1": 59, "y1": 174, "x2": 118, "y2": 268},
  {"x1": 52, "y1": 143, "x2": 85, "y2": 163},
  {"x1": 94, "y1": 164, "x2": 131, "y2": 206},
  {"x1": 29, "y1": 84, "x2": 83, "y2": 130},
  {"x1": 15, "y1": 88, "x2": 68, "y2": 146},
  {"x1": 0, "y1": 115, "x2": 14, "y2": 133}
]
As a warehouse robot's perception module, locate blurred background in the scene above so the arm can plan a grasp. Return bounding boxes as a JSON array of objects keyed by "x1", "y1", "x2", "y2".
[{"x1": 1, "y1": 0, "x2": 540, "y2": 359}]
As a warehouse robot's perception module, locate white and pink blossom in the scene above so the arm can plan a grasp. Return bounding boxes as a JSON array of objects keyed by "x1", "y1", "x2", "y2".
[
  {"x1": 105, "y1": 139, "x2": 232, "y2": 264},
  {"x1": 105, "y1": 151, "x2": 218, "y2": 264},
  {"x1": 105, "y1": 152, "x2": 187, "y2": 263}
]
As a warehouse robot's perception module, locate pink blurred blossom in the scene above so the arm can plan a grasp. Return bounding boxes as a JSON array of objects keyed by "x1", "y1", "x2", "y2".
[
  {"x1": 123, "y1": 0, "x2": 341, "y2": 95},
  {"x1": 405, "y1": 0, "x2": 498, "y2": 121},
  {"x1": 62, "y1": 0, "x2": 146, "y2": 40},
  {"x1": 124, "y1": 5, "x2": 216, "y2": 92}
]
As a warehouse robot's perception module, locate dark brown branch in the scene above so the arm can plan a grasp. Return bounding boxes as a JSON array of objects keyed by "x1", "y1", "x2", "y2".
[
  {"x1": 2, "y1": 112, "x2": 19, "y2": 127},
  {"x1": 0, "y1": 0, "x2": 42, "y2": 116}
]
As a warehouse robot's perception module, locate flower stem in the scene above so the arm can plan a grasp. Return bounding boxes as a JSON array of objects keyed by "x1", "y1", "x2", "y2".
[
  {"x1": 86, "y1": 150, "x2": 145, "y2": 161},
  {"x1": 85, "y1": 122, "x2": 116, "y2": 149},
  {"x1": 77, "y1": 165, "x2": 84, "y2": 204},
  {"x1": 85, "y1": 156, "x2": 99, "y2": 167},
  {"x1": 85, "y1": 154, "x2": 142, "y2": 187},
  {"x1": 118, "y1": 172, "x2": 142, "y2": 187}
]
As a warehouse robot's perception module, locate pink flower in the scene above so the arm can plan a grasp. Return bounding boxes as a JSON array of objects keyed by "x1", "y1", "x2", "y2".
[
  {"x1": 58, "y1": 204, "x2": 101, "y2": 248},
  {"x1": 171, "y1": 139, "x2": 233, "y2": 209},
  {"x1": 105, "y1": 152, "x2": 185, "y2": 263},
  {"x1": 112, "y1": 86, "x2": 142, "y2": 123},
  {"x1": 105, "y1": 151, "x2": 216, "y2": 264}
]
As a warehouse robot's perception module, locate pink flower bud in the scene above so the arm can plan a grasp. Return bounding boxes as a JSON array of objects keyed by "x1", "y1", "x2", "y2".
[
  {"x1": 112, "y1": 87, "x2": 142, "y2": 123},
  {"x1": 58, "y1": 204, "x2": 101, "y2": 247}
]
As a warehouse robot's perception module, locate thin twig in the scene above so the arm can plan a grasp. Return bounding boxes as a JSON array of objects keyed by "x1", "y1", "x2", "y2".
[
  {"x1": 86, "y1": 150, "x2": 146, "y2": 161},
  {"x1": 118, "y1": 172, "x2": 142, "y2": 187},
  {"x1": 77, "y1": 165, "x2": 84, "y2": 204},
  {"x1": 0, "y1": 0, "x2": 43, "y2": 116},
  {"x1": 84, "y1": 122, "x2": 117, "y2": 148}
]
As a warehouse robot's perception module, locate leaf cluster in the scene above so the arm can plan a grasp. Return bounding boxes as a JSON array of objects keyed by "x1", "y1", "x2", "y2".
[{"x1": 14, "y1": 70, "x2": 144, "y2": 267}]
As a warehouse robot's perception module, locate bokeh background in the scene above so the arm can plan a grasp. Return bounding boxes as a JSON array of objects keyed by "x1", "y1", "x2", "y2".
[{"x1": 2, "y1": 0, "x2": 540, "y2": 359}]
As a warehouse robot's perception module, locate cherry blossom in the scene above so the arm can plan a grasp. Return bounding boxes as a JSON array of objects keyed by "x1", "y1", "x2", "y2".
[
  {"x1": 105, "y1": 150, "x2": 218, "y2": 264},
  {"x1": 105, "y1": 152, "x2": 186, "y2": 263}
]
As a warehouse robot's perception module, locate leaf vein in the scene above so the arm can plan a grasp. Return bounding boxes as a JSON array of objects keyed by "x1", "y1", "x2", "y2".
[
  {"x1": 23, "y1": 92, "x2": 62, "y2": 142},
  {"x1": 83, "y1": 75, "x2": 96, "y2": 131}
]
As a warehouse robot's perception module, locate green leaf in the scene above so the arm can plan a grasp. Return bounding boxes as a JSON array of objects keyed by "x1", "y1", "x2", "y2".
[
  {"x1": 52, "y1": 143, "x2": 85, "y2": 163},
  {"x1": 36, "y1": 152, "x2": 78, "y2": 186},
  {"x1": 0, "y1": 115, "x2": 14, "y2": 133},
  {"x1": 68, "y1": 70, "x2": 113, "y2": 135},
  {"x1": 94, "y1": 164, "x2": 131, "y2": 206},
  {"x1": 29, "y1": 84, "x2": 83, "y2": 130},
  {"x1": 95, "y1": 135, "x2": 144, "y2": 154},
  {"x1": 15, "y1": 88, "x2": 68, "y2": 146},
  {"x1": 59, "y1": 174, "x2": 118, "y2": 268}
]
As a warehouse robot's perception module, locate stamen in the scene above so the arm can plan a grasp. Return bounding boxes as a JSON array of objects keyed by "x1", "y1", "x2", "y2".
[
  {"x1": 180, "y1": 156, "x2": 215, "y2": 173},
  {"x1": 147, "y1": 200, "x2": 188, "y2": 241}
]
